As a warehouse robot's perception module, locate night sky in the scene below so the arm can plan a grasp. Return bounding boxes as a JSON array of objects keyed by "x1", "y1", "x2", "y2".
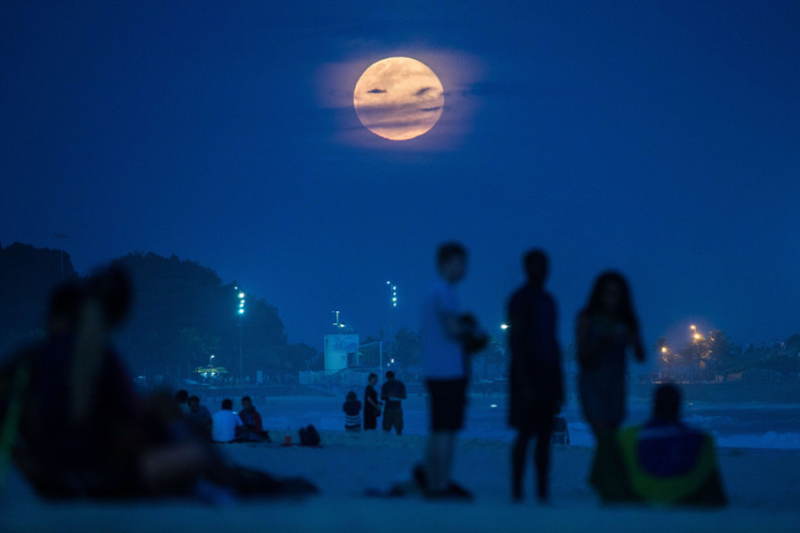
[{"x1": 2, "y1": 2, "x2": 798, "y2": 360}]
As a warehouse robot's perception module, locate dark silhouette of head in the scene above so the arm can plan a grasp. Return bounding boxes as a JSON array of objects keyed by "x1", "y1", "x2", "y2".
[
  {"x1": 368, "y1": 373, "x2": 378, "y2": 385},
  {"x1": 241, "y1": 396, "x2": 252, "y2": 409},
  {"x1": 346, "y1": 391, "x2": 357, "y2": 401},
  {"x1": 385, "y1": 370, "x2": 395, "y2": 380},
  {"x1": 47, "y1": 280, "x2": 85, "y2": 335},
  {"x1": 523, "y1": 249, "x2": 549, "y2": 288},
  {"x1": 85, "y1": 263, "x2": 133, "y2": 328},
  {"x1": 583, "y1": 271, "x2": 640, "y2": 332},
  {"x1": 221, "y1": 398, "x2": 233, "y2": 410},
  {"x1": 175, "y1": 390, "x2": 189, "y2": 404},
  {"x1": 653, "y1": 383, "x2": 682, "y2": 422},
  {"x1": 188, "y1": 395, "x2": 200, "y2": 408},
  {"x1": 436, "y1": 242, "x2": 468, "y2": 284}
]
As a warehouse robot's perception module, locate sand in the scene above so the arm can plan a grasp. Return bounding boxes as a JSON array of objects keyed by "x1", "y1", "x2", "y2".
[{"x1": 2, "y1": 429, "x2": 799, "y2": 532}]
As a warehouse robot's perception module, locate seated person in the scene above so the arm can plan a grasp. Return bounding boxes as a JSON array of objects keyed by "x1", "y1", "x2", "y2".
[
  {"x1": 236, "y1": 396, "x2": 270, "y2": 442},
  {"x1": 1, "y1": 270, "x2": 316, "y2": 500},
  {"x1": 175, "y1": 390, "x2": 189, "y2": 415},
  {"x1": 342, "y1": 391, "x2": 362, "y2": 432},
  {"x1": 186, "y1": 395, "x2": 212, "y2": 439},
  {"x1": 591, "y1": 383, "x2": 727, "y2": 507},
  {"x1": 212, "y1": 399, "x2": 242, "y2": 443}
]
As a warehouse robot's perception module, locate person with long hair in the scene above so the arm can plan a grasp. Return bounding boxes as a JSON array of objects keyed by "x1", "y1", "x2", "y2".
[{"x1": 576, "y1": 271, "x2": 645, "y2": 439}]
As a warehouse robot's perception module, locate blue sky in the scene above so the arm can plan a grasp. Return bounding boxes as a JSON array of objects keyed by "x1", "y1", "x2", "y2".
[{"x1": 2, "y1": 1, "x2": 798, "y2": 355}]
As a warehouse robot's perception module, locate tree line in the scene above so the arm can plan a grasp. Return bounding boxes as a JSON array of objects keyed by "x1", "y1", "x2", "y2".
[{"x1": 0, "y1": 242, "x2": 318, "y2": 379}]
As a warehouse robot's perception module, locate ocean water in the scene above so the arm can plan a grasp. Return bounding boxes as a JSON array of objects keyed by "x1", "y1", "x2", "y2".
[{"x1": 206, "y1": 393, "x2": 800, "y2": 450}]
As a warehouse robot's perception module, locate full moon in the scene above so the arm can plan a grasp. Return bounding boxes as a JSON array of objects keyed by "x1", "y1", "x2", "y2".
[{"x1": 353, "y1": 57, "x2": 445, "y2": 141}]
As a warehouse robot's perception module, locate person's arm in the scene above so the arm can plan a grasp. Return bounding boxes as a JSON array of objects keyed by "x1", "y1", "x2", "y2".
[{"x1": 365, "y1": 392, "x2": 380, "y2": 409}]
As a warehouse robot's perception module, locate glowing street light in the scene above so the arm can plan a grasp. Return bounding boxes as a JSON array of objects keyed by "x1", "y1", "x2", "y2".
[
  {"x1": 386, "y1": 281, "x2": 398, "y2": 309},
  {"x1": 660, "y1": 346, "x2": 669, "y2": 354},
  {"x1": 500, "y1": 323, "x2": 510, "y2": 331},
  {"x1": 236, "y1": 288, "x2": 247, "y2": 380}
]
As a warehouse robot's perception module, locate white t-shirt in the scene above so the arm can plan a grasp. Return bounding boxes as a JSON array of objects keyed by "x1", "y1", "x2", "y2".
[
  {"x1": 421, "y1": 280, "x2": 464, "y2": 379},
  {"x1": 212, "y1": 409, "x2": 242, "y2": 442}
]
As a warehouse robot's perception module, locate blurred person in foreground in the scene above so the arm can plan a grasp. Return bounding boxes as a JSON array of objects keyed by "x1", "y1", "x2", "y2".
[
  {"x1": 0, "y1": 265, "x2": 315, "y2": 500},
  {"x1": 419, "y1": 242, "x2": 487, "y2": 499},
  {"x1": 507, "y1": 249, "x2": 564, "y2": 503},
  {"x1": 591, "y1": 383, "x2": 727, "y2": 507}
]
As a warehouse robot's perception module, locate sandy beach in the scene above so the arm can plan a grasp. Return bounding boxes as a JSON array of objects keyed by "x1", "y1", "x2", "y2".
[{"x1": 3, "y1": 429, "x2": 799, "y2": 532}]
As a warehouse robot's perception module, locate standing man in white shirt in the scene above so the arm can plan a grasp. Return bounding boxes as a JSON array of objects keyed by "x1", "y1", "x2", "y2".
[
  {"x1": 421, "y1": 242, "x2": 471, "y2": 498},
  {"x1": 212, "y1": 398, "x2": 242, "y2": 443}
]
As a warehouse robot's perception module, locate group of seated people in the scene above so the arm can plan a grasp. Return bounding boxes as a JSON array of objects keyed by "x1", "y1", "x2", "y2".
[
  {"x1": 0, "y1": 266, "x2": 315, "y2": 501},
  {"x1": 175, "y1": 390, "x2": 270, "y2": 444}
]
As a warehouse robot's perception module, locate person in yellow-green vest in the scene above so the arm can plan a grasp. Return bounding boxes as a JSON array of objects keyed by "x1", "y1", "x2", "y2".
[{"x1": 590, "y1": 383, "x2": 727, "y2": 507}]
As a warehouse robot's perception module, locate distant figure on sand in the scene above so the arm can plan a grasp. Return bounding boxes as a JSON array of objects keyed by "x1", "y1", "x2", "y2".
[
  {"x1": 343, "y1": 391, "x2": 362, "y2": 432},
  {"x1": 187, "y1": 394, "x2": 212, "y2": 438},
  {"x1": 212, "y1": 399, "x2": 242, "y2": 443},
  {"x1": 237, "y1": 396, "x2": 270, "y2": 442},
  {"x1": 576, "y1": 271, "x2": 645, "y2": 439},
  {"x1": 363, "y1": 373, "x2": 381, "y2": 430},
  {"x1": 507, "y1": 249, "x2": 564, "y2": 503},
  {"x1": 591, "y1": 384, "x2": 727, "y2": 507},
  {"x1": 175, "y1": 389, "x2": 189, "y2": 415},
  {"x1": 380, "y1": 371, "x2": 406, "y2": 435}
]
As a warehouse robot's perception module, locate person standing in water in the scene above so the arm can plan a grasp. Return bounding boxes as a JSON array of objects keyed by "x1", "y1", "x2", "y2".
[{"x1": 507, "y1": 249, "x2": 564, "y2": 503}]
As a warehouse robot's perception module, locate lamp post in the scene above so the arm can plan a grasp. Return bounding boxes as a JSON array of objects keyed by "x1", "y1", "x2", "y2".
[
  {"x1": 384, "y1": 281, "x2": 398, "y2": 372},
  {"x1": 236, "y1": 288, "x2": 246, "y2": 382}
]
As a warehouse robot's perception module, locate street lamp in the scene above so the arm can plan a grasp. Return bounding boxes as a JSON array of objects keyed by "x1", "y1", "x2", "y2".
[
  {"x1": 237, "y1": 289, "x2": 246, "y2": 381},
  {"x1": 500, "y1": 323, "x2": 510, "y2": 331}
]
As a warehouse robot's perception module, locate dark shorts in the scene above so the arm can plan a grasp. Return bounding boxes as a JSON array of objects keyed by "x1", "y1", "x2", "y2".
[{"x1": 426, "y1": 378, "x2": 468, "y2": 432}]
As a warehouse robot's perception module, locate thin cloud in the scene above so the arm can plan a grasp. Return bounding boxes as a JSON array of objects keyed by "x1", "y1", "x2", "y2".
[
  {"x1": 367, "y1": 88, "x2": 386, "y2": 94},
  {"x1": 415, "y1": 87, "x2": 433, "y2": 96}
]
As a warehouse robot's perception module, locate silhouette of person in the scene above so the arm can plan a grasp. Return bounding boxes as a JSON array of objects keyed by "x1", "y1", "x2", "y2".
[
  {"x1": 591, "y1": 384, "x2": 727, "y2": 507},
  {"x1": 576, "y1": 271, "x2": 645, "y2": 440},
  {"x1": 380, "y1": 371, "x2": 406, "y2": 435},
  {"x1": 576, "y1": 271, "x2": 645, "y2": 497},
  {"x1": 186, "y1": 395, "x2": 212, "y2": 438},
  {"x1": 420, "y1": 242, "x2": 471, "y2": 498},
  {"x1": 507, "y1": 249, "x2": 564, "y2": 503},
  {"x1": 363, "y1": 373, "x2": 380, "y2": 430},
  {"x1": 342, "y1": 391, "x2": 362, "y2": 432}
]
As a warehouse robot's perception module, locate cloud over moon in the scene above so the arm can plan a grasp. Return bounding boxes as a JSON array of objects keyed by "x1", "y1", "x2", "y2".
[{"x1": 353, "y1": 57, "x2": 445, "y2": 141}]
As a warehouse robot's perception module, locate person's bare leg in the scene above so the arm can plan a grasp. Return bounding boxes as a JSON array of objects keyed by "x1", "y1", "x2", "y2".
[{"x1": 426, "y1": 432, "x2": 450, "y2": 492}]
